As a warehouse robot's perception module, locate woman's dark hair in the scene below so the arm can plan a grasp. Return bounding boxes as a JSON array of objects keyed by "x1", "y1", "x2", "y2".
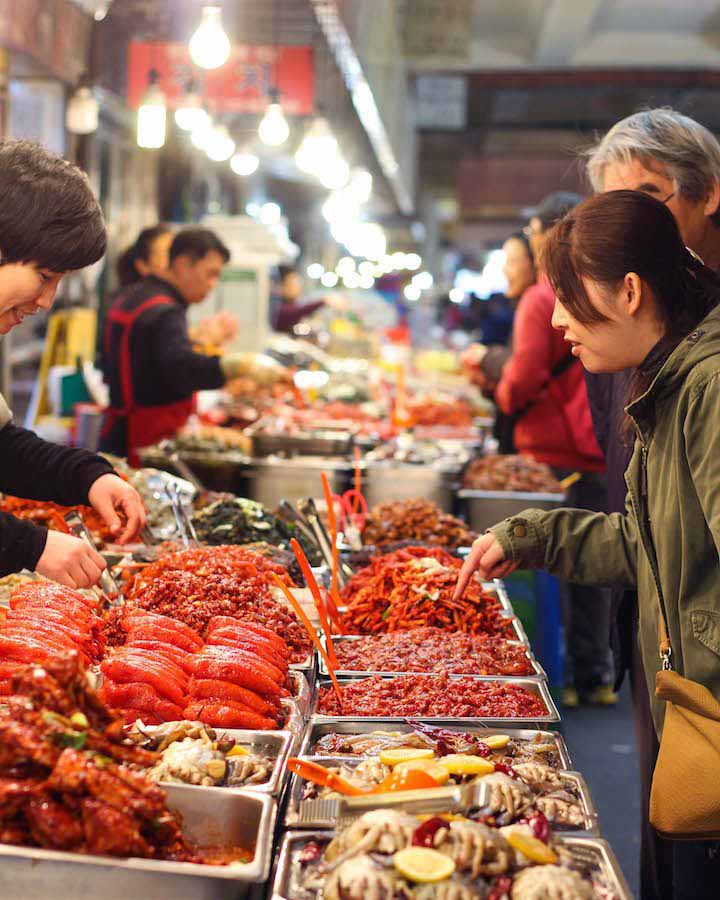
[
  {"x1": 505, "y1": 231, "x2": 534, "y2": 266},
  {"x1": 276, "y1": 264, "x2": 297, "y2": 283},
  {"x1": 116, "y1": 225, "x2": 172, "y2": 287},
  {"x1": 543, "y1": 189, "x2": 720, "y2": 435},
  {"x1": 0, "y1": 139, "x2": 106, "y2": 271},
  {"x1": 169, "y1": 227, "x2": 230, "y2": 265}
]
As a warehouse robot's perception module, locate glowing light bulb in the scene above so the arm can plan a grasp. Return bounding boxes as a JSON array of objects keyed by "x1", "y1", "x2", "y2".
[
  {"x1": 137, "y1": 71, "x2": 166, "y2": 149},
  {"x1": 258, "y1": 97, "x2": 289, "y2": 146},
  {"x1": 189, "y1": 6, "x2": 231, "y2": 70},
  {"x1": 230, "y1": 150, "x2": 260, "y2": 176},
  {"x1": 191, "y1": 116, "x2": 214, "y2": 151},
  {"x1": 347, "y1": 168, "x2": 373, "y2": 204},
  {"x1": 295, "y1": 117, "x2": 338, "y2": 174},
  {"x1": 66, "y1": 87, "x2": 99, "y2": 135},
  {"x1": 413, "y1": 271, "x2": 434, "y2": 290},
  {"x1": 318, "y1": 155, "x2": 350, "y2": 190},
  {"x1": 404, "y1": 284, "x2": 421, "y2": 302},
  {"x1": 405, "y1": 252, "x2": 422, "y2": 270},
  {"x1": 205, "y1": 124, "x2": 235, "y2": 162},
  {"x1": 306, "y1": 263, "x2": 324, "y2": 279},
  {"x1": 321, "y1": 271, "x2": 339, "y2": 287},
  {"x1": 175, "y1": 85, "x2": 208, "y2": 132},
  {"x1": 260, "y1": 202, "x2": 282, "y2": 225}
]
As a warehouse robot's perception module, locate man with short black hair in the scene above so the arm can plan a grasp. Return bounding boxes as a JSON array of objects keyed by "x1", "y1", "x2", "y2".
[
  {"x1": 0, "y1": 139, "x2": 146, "y2": 587},
  {"x1": 100, "y1": 226, "x2": 287, "y2": 463}
]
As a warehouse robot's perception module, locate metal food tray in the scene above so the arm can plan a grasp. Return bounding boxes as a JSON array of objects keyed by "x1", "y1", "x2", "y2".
[
  {"x1": 283, "y1": 756, "x2": 597, "y2": 835},
  {"x1": 289, "y1": 669, "x2": 313, "y2": 720},
  {"x1": 249, "y1": 430, "x2": 355, "y2": 458},
  {"x1": 136, "y1": 726, "x2": 295, "y2": 796},
  {"x1": 310, "y1": 675, "x2": 561, "y2": 724},
  {"x1": 0, "y1": 787, "x2": 276, "y2": 900},
  {"x1": 299, "y1": 721, "x2": 572, "y2": 768},
  {"x1": 271, "y1": 832, "x2": 632, "y2": 900},
  {"x1": 318, "y1": 634, "x2": 547, "y2": 681},
  {"x1": 457, "y1": 488, "x2": 566, "y2": 534}
]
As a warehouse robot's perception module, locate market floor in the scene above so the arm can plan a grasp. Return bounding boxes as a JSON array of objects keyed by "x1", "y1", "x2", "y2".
[{"x1": 559, "y1": 681, "x2": 641, "y2": 897}]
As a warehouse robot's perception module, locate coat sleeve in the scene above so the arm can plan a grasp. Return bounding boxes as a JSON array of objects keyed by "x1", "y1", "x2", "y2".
[
  {"x1": 490, "y1": 502, "x2": 639, "y2": 589},
  {"x1": 495, "y1": 291, "x2": 555, "y2": 415},
  {"x1": 480, "y1": 345, "x2": 512, "y2": 384},
  {"x1": 0, "y1": 423, "x2": 114, "y2": 505},
  {"x1": 150, "y1": 307, "x2": 226, "y2": 393},
  {"x1": 0, "y1": 512, "x2": 48, "y2": 575},
  {"x1": 684, "y1": 374, "x2": 720, "y2": 551}
]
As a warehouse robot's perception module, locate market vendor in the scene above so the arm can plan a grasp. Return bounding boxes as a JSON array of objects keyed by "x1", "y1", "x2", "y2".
[
  {"x1": 100, "y1": 227, "x2": 288, "y2": 464},
  {"x1": 0, "y1": 139, "x2": 146, "y2": 587}
]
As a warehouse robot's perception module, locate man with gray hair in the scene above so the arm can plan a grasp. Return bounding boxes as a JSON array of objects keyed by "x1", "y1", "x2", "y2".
[{"x1": 585, "y1": 108, "x2": 720, "y2": 900}]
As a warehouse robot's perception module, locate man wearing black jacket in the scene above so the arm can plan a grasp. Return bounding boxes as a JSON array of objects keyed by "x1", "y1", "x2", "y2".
[
  {"x1": 585, "y1": 109, "x2": 720, "y2": 900},
  {"x1": 0, "y1": 140, "x2": 145, "y2": 587}
]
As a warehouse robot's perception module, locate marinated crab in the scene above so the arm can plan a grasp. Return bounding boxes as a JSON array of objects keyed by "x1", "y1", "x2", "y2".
[
  {"x1": 510, "y1": 864, "x2": 593, "y2": 899},
  {"x1": 324, "y1": 810, "x2": 416, "y2": 863},
  {"x1": 534, "y1": 796, "x2": 585, "y2": 829},
  {"x1": 435, "y1": 819, "x2": 512, "y2": 878},
  {"x1": 323, "y1": 854, "x2": 401, "y2": 900},
  {"x1": 482, "y1": 772, "x2": 534, "y2": 820},
  {"x1": 417, "y1": 881, "x2": 484, "y2": 900},
  {"x1": 512, "y1": 763, "x2": 565, "y2": 792}
]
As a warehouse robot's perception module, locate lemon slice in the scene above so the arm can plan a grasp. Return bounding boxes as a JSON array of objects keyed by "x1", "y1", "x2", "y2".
[
  {"x1": 483, "y1": 734, "x2": 510, "y2": 750},
  {"x1": 225, "y1": 746, "x2": 249, "y2": 757},
  {"x1": 394, "y1": 758, "x2": 451, "y2": 785},
  {"x1": 393, "y1": 847, "x2": 456, "y2": 883},
  {"x1": 439, "y1": 754, "x2": 495, "y2": 776},
  {"x1": 379, "y1": 748, "x2": 435, "y2": 767},
  {"x1": 506, "y1": 829, "x2": 558, "y2": 864}
]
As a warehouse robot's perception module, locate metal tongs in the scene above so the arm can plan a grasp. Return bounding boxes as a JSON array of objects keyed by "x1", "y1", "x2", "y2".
[
  {"x1": 298, "y1": 782, "x2": 490, "y2": 828},
  {"x1": 166, "y1": 482, "x2": 198, "y2": 549},
  {"x1": 299, "y1": 497, "x2": 352, "y2": 584},
  {"x1": 63, "y1": 510, "x2": 123, "y2": 607}
]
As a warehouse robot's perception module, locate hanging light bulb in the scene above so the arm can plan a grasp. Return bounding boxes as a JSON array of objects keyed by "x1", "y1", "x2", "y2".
[
  {"x1": 295, "y1": 116, "x2": 338, "y2": 174},
  {"x1": 347, "y1": 168, "x2": 373, "y2": 204},
  {"x1": 318, "y1": 154, "x2": 350, "y2": 190},
  {"x1": 189, "y1": 6, "x2": 231, "y2": 70},
  {"x1": 66, "y1": 85, "x2": 99, "y2": 135},
  {"x1": 230, "y1": 149, "x2": 260, "y2": 176},
  {"x1": 175, "y1": 81, "x2": 208, "y2": 132},
  {"x1": 258, "y1": 90, "x2": 289, "y2": 146},
  {"x1": 137, "y1": 69, "x2": 166, "y2": 149},
  {"x1": 205, "y1": 124, "x2": 235, "y2": 162}
]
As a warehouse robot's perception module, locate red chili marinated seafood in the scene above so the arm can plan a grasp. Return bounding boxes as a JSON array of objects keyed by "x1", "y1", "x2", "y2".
[
  {"x1": 362, "y1": 499, "x2": 476, "y2": 550},
  {"x1": 341, "y1": 547, "x2": 514, "y2": 638},
  {"x1": 334, "y1": 627, "x2": 533, "y2": 675},
  {"x1": 318, "y1": 673, "x2": 548, "y2": 718}
]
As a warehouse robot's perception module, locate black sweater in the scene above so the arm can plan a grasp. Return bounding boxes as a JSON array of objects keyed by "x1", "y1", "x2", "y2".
[{"x1": 0, "y1": 421, "x2": 113, "y2": 574}]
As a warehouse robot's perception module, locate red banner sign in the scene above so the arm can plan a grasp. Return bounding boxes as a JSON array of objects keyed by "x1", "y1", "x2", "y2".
[{"x1": 128, "y1": 43, "x2": 314, "y2": 115}]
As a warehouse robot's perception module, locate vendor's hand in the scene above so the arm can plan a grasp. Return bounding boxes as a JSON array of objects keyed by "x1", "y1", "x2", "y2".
[
  {"x1": 452, "y1": 532, "x2": 519, "y2": 601},
  {"x1": 88, "y1": 473, "x2": 147, "y2": 544},
  {"x1": 36, "y1": 531, "x2": 107, "y2": 589}
]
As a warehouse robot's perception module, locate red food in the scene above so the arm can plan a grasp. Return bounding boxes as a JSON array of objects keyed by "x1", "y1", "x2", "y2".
[
  {"x1": 125, "y1": 610, "x2": 204, "y2": 651},
  {"x1": 98, "y1": 681, "x2": 185, "y2": 722},
  {"x1": 317, "y1": 673, "x2": 548, "y2": 718},
  {"x1": 341, "y1": 547, "x2": 514, "y2": 638},
  {"x1": 100, "y1": 656, "x2": 186, "y2": 706},
  {"x1": 206, "y1": 617, "x2": 289, "y2": 657},
  {"x1": 184, "y1": 699, "x2": 277, "y2": 730},
  {"x1": 197, "y1": 645, "x2": 284, "y2": 684},
  {"x1": 333, "y1": 628, "x2": 533, "y2": 676},
  {"x1": 187, "y1": 677, "x2": 278, "y2": 717},
  {"x1": 204, "y1": 632, "x2": 287, "y2": 669},
  {"x1": 362, "y1": 499, "x2": 475, "y2": 550},
  {"x1": 192, "y1": 657, "x2": 281, "y2": 700},
  {"x1": 127, "y1": 641, "x2": 196, "y2": 674},
  {"x1": 11, "y1": 582, "x2": 100, "y2": 612}
]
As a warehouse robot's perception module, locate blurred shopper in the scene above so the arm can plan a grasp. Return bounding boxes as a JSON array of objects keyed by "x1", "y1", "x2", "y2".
[
  {"x1": 496, "y1": 193, "x2": 612, "y2": 707},
  {"x1": 586, "y1": 108, "x2": 720, "y2": 900},
  {"x1": 456, "y1": 190, "x2": 720, "y2": 900},
  {"x1": 115, "y1": 225, "x2": 173, "y2": 288},
  {"x1": 100, "y1": 227, "x2": 287, "y2": 464},
  {"x1": 270, "y1": 265, "x2": 326, "y2": 333},
  {"x1": 0, "y1": 139, "x2": 145, "y2": 587},
  {"x1": 462, "y1": 233, "x2": 535, "y2": 451}
]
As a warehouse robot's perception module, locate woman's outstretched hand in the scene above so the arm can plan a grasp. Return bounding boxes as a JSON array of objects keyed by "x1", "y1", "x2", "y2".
[{"x1": 453, "y1": 532, "x2": 520, "y2": 600}]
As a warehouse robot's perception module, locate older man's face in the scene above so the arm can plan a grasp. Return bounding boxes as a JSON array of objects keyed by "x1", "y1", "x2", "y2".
[{"x1": 602, "y1": 156, "x2": 715, "y2": 254}]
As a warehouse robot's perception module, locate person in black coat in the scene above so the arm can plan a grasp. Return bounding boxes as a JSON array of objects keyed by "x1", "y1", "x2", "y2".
[{"x1": 0, "y1": 139, "x2": 146, "y2": 587}]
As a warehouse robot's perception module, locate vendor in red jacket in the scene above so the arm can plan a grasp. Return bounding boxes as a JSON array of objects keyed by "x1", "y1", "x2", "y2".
[{"x1": 100, "y1": 228, "x2": 287, "y2": 465}]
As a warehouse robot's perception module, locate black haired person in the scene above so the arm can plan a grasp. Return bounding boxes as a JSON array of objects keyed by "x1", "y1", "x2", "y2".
[
  {"x1": 270, "y1": 265, "x2": 326, "y2": 333},
  {"x1": 0, "y1": 139, "x2": 146, "y2": 587},
  {"x1": 100, "y1": 227, "x2": 288, "y2": 464},
  {"x1": 116, "y1": 225, "x2": 173, "y2": 288}
]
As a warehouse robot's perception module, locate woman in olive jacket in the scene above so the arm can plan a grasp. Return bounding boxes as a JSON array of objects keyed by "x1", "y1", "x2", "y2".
[{"x1": 455, "y1": 190, "x2": 720, "y2": 900}]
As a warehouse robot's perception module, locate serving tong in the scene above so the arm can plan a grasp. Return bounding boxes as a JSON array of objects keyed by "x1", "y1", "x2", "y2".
[
  {"x1": 166, "y1": 481, "x2": 198, "y2": 549},
  {"x1": 297, "y1": 781, "x2": 490, "y2": 828},
  {"x1": 63, "y1": 510, "x2": 124, "y2": 607}
]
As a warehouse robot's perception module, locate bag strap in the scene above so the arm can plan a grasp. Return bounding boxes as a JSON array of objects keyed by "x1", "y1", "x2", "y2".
[{"x1": 656, "y1": 590, "x2": 673, "y2": 670}]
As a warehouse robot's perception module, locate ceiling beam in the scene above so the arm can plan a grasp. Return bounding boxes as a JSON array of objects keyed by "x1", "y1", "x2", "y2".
[{"x1": 533, "y1": 0, "x2": 607, "y2": 67}]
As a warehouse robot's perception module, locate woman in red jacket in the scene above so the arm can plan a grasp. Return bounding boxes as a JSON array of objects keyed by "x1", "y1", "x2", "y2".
[{"x1": 496, "y1": 192, "x2": 614, "y2": 707}]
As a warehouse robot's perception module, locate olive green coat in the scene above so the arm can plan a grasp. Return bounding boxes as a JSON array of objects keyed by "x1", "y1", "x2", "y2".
[{"x1": 493, "y1": 305, "x2": 720, "y2": 734}]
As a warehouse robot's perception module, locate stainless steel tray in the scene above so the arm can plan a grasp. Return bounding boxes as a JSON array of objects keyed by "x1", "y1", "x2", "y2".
[
  {"x1": 271, "y1": 831, "x2": 632, "y2": 900},
  {"x1": 137, "y1": 727, "x2": 294, "y2": 796},
  {"x1": 311, "y1": 675, "x2": 561, "y2": 724},
  {"x1": 283, "y1": 756, "x2": 597, "y2": 834},
  {"x1": 457, "y1": 488, "x2": 566, "y2": 534},
  {"x1": 299, "y1": 721, "x2": 572, "y2": 768},
  {"x1": 0, "y1": 787, "x2": 276, "y2": 900},
  {"x1": 318, "y1": 634, "x2": 547, "y2": 681},
  {"x1": 290, "y1": 669, "x2": 313, "y2": 719}
]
